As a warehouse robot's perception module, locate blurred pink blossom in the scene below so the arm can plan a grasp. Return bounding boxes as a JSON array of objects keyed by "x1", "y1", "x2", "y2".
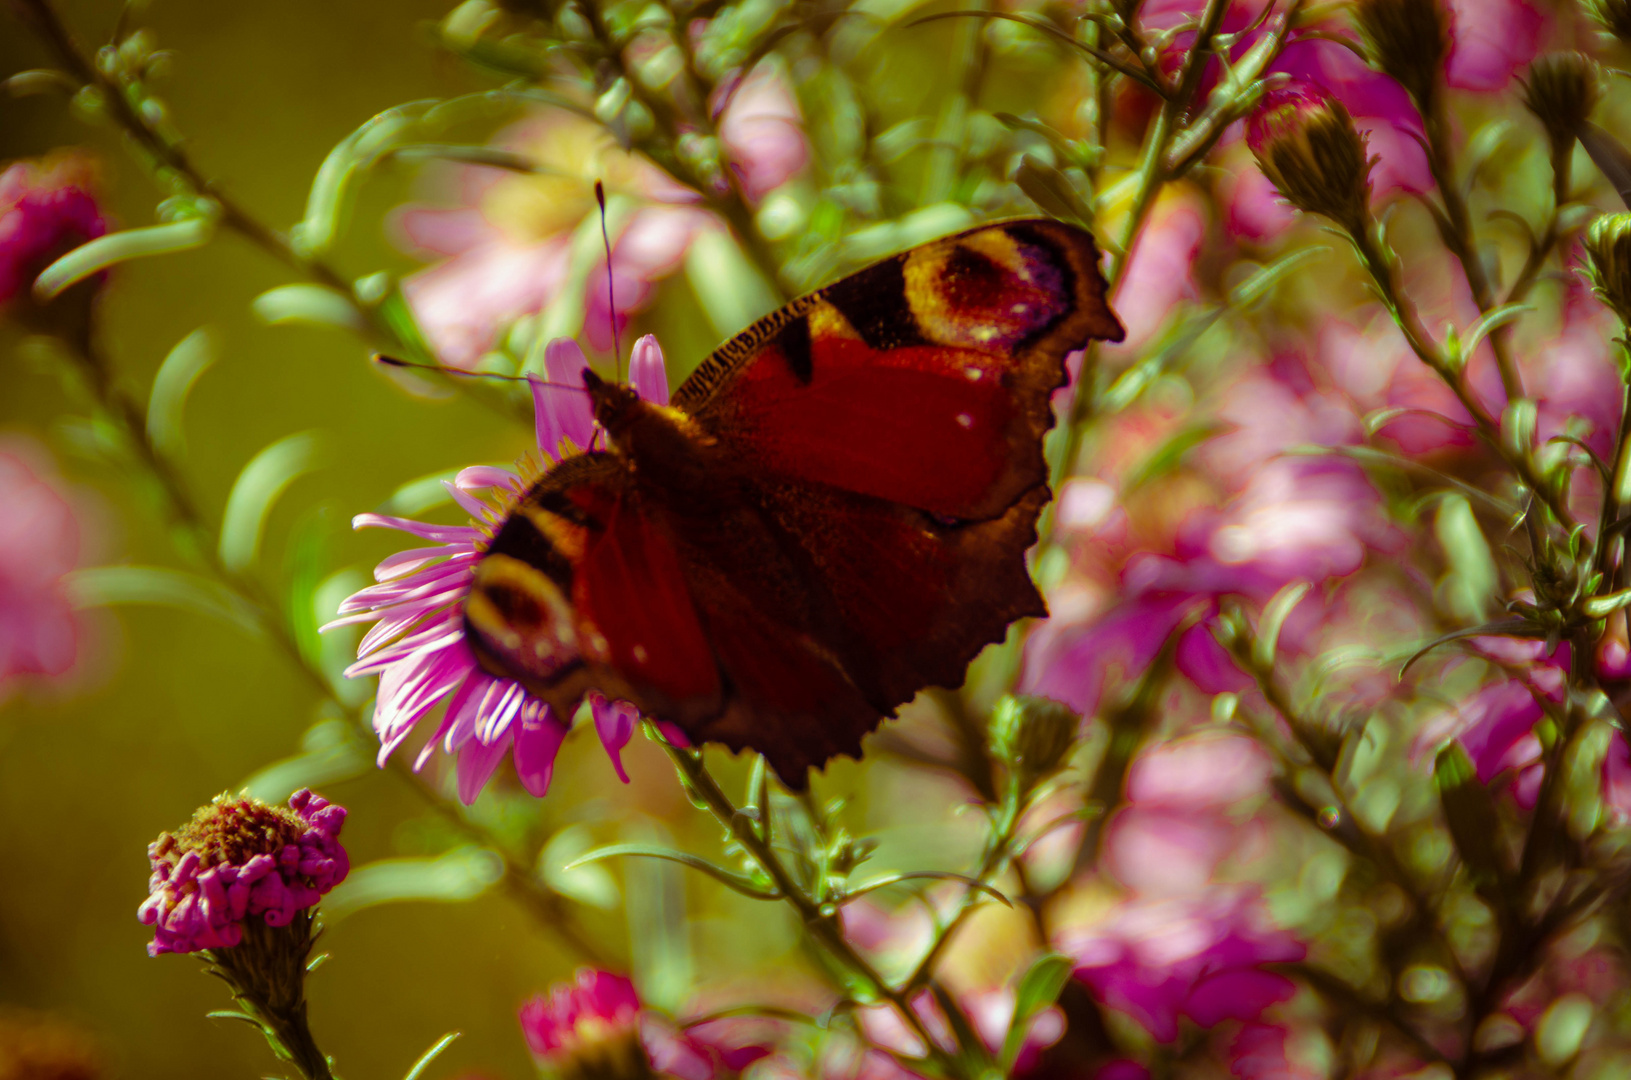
[
  {"x1": 1105, "y1": 195, "x2": 1206, "y2": 355},
  {"x1": 1444, "y1": 0, "x2": 1547, "y2": 92},
  {"x1": 1059, "y1": 889, "x2": 1305, "y2": 1043},
  {"x1": 399, "y1": 75, "x2": 805, "y2": 367},
  {"x1": 0, "y1": 443, "x2": 82, "y2": 697}
]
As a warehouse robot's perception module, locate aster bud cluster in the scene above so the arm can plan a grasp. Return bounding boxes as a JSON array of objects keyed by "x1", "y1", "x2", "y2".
[
  {"x1": 1351, "y1": 0, "x2": 1450, "y2": 112},
  {"x1": 1523, "y1": 53, "x2": 1601, "y2": 154},
  {"x1": 1586, "y1": 213, "x2": 1631, "y2": 329},
  {"x1": 138, "y1": 789, "x2": 348, "y2": 956},
  {"x1": 1247, "y1": 86, "x2": 1375, "y2": 235}
]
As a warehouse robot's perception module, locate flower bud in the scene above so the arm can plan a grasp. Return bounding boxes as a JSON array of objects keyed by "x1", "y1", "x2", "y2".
[
  {"x1": 1522, "y1": 53, "x2": 1601, "y2": 153},
  {"x1": 521, "y1": 970, "x2": 653, "y2": 1080},
  {"x1": 1587, "y1": 0, "x2": 1631, "y2": 44},
  {"x1": 138, "y1": 789, "x2": 349, "y2": 957},
  {"x1": 1585, "y1": 213, "x2": 1631, "y2": 325},
  {"x1": 990, "y1": 695, "x2": 1080, "y2": 787},
  {"x1": 1247, "y1": 86, "x2": 1375, "y2": 234},
  {"x1": 1352, "y1": 0, "x2": 1449, "y2": 111}
]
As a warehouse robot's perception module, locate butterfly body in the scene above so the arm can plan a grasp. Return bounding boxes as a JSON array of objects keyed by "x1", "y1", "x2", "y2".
[{"x1": 465, "y1": 218, "x2": 1124, "y2": 786}]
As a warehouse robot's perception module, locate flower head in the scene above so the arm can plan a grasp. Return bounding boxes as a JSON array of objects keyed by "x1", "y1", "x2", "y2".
[
  {"x1": 329, "y1": 337, "x2": 670, "y2": 803},
  {"x1": 0, "y1": 153, "x2": 108, "y2": 324},
  {"x1": 520, "y1": 971, "x2": 776, "y2": 1080},
  {"x1": 522, "y1": 970, "x2": 649, "y2": 1080},
  {"x1": 1523, "y1": 53, "x2": 1601, "y2": 154},
  {"x1": 138, "y1": 789, "x2": 348, "y2": 956},
  {"x1": 1247, "y1": 84, "x2": 1374, "y2": 234},
  {"x1": 0, "y1": 443, "x2": 82, "y2": 698}
]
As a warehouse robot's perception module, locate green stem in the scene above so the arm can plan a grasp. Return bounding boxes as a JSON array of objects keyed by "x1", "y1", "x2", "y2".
[
  {"x1": 1044, "y1": 0, "x2": 1228, "y2": 499},
  {"x1": 1422, "y1": 110, "x2": 1525, "y2": 405},
  {"x1": 1347, "y1": 221, "x2": 1576, "y2": 530},
  {"x1": 661, "y1": 743, "x2": 970, "y2": 1079}
]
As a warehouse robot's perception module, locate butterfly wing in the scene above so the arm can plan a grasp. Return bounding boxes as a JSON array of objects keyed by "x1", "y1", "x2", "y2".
[
  {"x1": 674, "y1": 218, "x2": 1124, "y2": 520},
  {"x1": 468, "y1": 219, "x2": 1122, "y2": 786}
]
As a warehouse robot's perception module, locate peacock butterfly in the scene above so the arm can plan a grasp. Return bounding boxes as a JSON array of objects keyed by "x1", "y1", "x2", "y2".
[{"x1": 462, "y1": 218, "x2": 1124, "y2": 787}]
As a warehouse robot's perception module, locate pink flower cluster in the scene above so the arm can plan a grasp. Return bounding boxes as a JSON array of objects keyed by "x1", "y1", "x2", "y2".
[
  {"x1": 138, "y1": 789, "x2": 349, "y2": 956},
  {"x1": 0, "y1": 154, "x2": 107, "y2": 309}
]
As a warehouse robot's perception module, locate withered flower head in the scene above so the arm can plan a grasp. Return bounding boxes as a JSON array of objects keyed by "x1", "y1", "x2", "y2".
[
  {"x1": 1248, "y1": 85, "x2": 1375, "y2": 234},
  {"x1": 991, "y1": 695, "x2": 1079, "y2": 787},
  {"x1": 1586, "y1": 213, "x2": 1631, "y2": 326},
  {"x1": 1352, "y1": 0, "x2": 1450, "y2": 111},
  {"x1": 1522, "y1": 53, "x2": 1601, "y2": 152}
]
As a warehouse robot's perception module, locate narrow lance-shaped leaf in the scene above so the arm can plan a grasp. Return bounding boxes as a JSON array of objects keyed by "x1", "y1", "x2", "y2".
[
  {"x1": 291, "y1": 100, "x2": 438, "y2": 258},
  {"x1": 403, "y1": 1033, "x2": 461, "y2": 1080},
  {"x1": 34, "y1": 217, "x2": 214, "y2": 299},
  {"x1": 65, "y1": 565, "x2": 265, "y2": 637},
  {"x1": 239, "y1": 717, "x2": 369, "y2": 804},
  {"x1": 252, "y1": 285, "x2": 369, "y2": 333},
  {"x1": 219, "y1": 431, "x2": 325, "y2": 574},
  {"x1": 320, "y1": 847, "x2": 505, "y2": 922},
  {"x1": 1000, "y1": 953, "x2": 1074, "y2": 1072},
  {"x1": 146, "y1": 328, "x2": 216, "y2": 460},
  {"x1": 567, "y1": 844, "x2": 781, "y2": 900}
]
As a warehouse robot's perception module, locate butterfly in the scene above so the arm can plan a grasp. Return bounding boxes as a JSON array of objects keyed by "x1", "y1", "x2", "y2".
[{"x1": 463, "y1": 218, "x2": 1124, "y2": 787}]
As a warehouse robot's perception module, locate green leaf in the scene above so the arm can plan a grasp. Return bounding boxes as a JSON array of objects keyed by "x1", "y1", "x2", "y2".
[
  {"x1": 1460, "y1": 303, "x2": 1533, "y2": 361},
  {"x1": 1227, "y1": 247, "x2": 1330, "y2": 309},
  {"x1": 252, "y1": 285, "x2": 369, "y2": 333},
  {"x1": 219, "y1": 431, "x2": 325, "y2": 573},
  {"x1": 285, "y1": 508, "x2": 329, "y2": 671},
  {"x1": 1013, "y1": 155, "x2": 1091, "y2": 226},
  {"x1": 566, "y1": 844, "x2": 781, "y2": 900},
  {"x1": 206, "y1": 1010, "x2": 267, "y2": 1028},
  {"x1": 146, "y1": 328, "x2": 217, "y2": 460},
  {"x1": 65, "y1": 565, "x2": 264, "y2": 636},
  {"x1": 1434, "y1": 743, "x2": 1506, "y2": 889},
  {"x1": 403, "y1": 1032, "x2": 461, "y2": 1080},
  {"x1": 292, "y1": 100, "x2": 438, "y2": 258},
  {"x1": 320, "y1": 847, "x2": 504, "y2": 922},
  {"x1": 1254, "y1": 581, "x2": 1311, "y2": 671},
  {"x1": 844, "y1": 871, "x2": 1011, "y2": 905},
  {"x1": 239, "y1": 717, "x2": 369, "y2": 804},
  {"x1": 34, "y1": 217, "x2": 215, "y2": 299},
  {"x1": 1000, "y1": 953, "x2": 1073, "y2": 1072},
  {"x1": 684, "y1": 230, "x2": 780, "y2": 342},
  {"x1": 539, "y1": 825, "x2": 621, "y2": 910},
  {"x1": 1434, "y1": 494, "x2": 1497, "y2": 624}
]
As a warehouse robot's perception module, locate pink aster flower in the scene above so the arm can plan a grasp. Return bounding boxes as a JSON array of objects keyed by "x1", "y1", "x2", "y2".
[
  {"x1": 328, "y1": 337, "x2": 671, "y2": 803},
  {"x1": 398, "y1": 75, "x2": 806, "y2": 367},
  {"x1": 1058, "y1": 889, "x2": 1305, "y2": 1043},
  {"x1": 0, "y1": 442, "x2": 83, "y2": 698},
  {"x1": 0, "y1": 152, "x2": 107, "y2": 311},
  {"x1": 138, "y1": 789, "x2": 348, "y2": 957},
  {"x1": 521, "y1": 970, "x2": 776, "y2": 1080}
]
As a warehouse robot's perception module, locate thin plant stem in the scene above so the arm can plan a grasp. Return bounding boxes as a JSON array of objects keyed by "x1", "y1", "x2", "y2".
[{"x1": 660, "y1": 742, "x2": 973, "y2": 1080}]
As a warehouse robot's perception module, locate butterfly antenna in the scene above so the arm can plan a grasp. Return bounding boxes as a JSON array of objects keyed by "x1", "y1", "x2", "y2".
[
  {"x1": 595, "y1": 180, "x2": 623, "y2": 384},
  {"x1": 372, "y1": 354, "x2": 591, "y2": 393}
]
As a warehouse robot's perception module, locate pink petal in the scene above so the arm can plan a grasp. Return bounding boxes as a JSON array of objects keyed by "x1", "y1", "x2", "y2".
[
  {"x1": 456, "y1": 726, "x2": 513, "y2": 804},
  {"x1": 629, "y1": 334, "x2": 670, "y2": 406},
  {"x1": 513, "y1": 704, "x2": 568, "y2": 796},
  {"x1": 591, "y1": 693, "x2": 640, "y2": 783}
]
